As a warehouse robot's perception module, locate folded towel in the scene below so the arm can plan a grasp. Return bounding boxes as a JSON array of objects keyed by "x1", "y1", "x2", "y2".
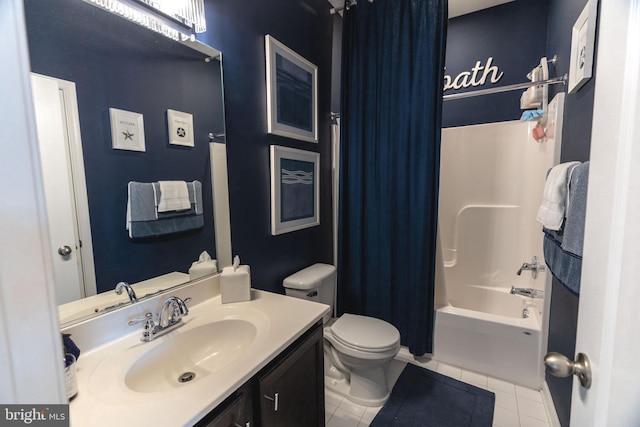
[
  {"x1": 127, "y1": 181, "x2": 204, "y2": 239},
  {"x1": 157, "y1": 181, "x2": 191, "y2": 212},
  {"x1": 127, "y1": 182, "x2": 157, "y2": 231},
  {"x1": 562, "y1": 162, "x2": 589, "y2": 257},
  {"x1": 536, "y1": 161, "x2": 581, "y2": 230},
  {"x1": 152, "y1": 181, "x2": 202, "y2": 218}
]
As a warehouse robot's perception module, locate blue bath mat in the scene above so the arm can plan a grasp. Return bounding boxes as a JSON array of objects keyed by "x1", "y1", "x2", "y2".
[{"x1": 370, "y1": 364, "x2": 495, "y2": 427}]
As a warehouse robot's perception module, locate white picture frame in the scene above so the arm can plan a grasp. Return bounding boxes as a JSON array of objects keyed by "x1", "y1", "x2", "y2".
[
  {"x1": 109, "y1": 108, "x2": 145, "y2": 152},
  {"x1": 270, "y1": 145, "x2": 320, "y2": 235},
  {"x1": 167, "y1": 109, "x2": 195, "y2": 147},
  {"x1": 265, "y1": 35, "x2": 318, "y2": 143},
  {"x1": 568, "y1": 0, "x2": 598, "y2": 94}
]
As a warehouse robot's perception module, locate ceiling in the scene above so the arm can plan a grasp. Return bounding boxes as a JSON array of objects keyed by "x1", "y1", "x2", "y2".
[{"x1": 327, "y1": 0, "x2": 514, "y2": 18}]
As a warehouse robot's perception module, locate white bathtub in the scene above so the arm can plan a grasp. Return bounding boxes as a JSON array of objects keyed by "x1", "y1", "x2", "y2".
[
  {"x1": 434, "y1": 285, "x2": 544, "y2": 389},
  {"x1": 434, "y1": 121, "x2": 556, "y2": 390}
]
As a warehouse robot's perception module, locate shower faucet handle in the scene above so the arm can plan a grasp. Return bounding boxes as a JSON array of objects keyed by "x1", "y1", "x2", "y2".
[{"x1": 516, "y1": 256, "x2": 545, "y2": 279}]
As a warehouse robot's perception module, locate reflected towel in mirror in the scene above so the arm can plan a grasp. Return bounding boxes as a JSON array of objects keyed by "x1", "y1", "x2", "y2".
[{"x1": 126, "y1": 181, "x2": 203, "y2": 238}]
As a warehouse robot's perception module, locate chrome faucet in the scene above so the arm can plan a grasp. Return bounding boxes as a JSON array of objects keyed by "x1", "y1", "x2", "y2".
[
  {"x1": 115, "y1": 281, "x2": 138, "y2": 303},
  {"x1": 511, "y1": 286, "x2": 545, "y2": 299},
  {"x1": 157, "y1": 296, "x2": 190, "y2": 328},
  {"x1": 516, "y1": 256, "x2": 546, "y2": 279},
  {"x1": 128, "y1": 296, "x2": 191, "y2": 342}
]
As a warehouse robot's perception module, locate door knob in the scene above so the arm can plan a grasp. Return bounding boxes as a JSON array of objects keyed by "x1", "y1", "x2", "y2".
[
  {"x1": 544, "y1": 352, "x2": 592, "y2": 389},
  {"x1": 58, "y1": 245, "x2": 72, "y2": 256}
]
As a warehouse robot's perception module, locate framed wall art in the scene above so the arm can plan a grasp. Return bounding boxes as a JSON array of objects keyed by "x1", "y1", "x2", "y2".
[
  {"x1": 265, "y1": 35, "x2": 318, "y2": 143},
  {"x1": 270, "y1": 145, "x2": 320, "y2": 235},
  {"x1": 568, "y1": 0, "x2": 598, "y2": 94},
  {"x1": 167, "y1": 109, "x2": 195, "y2": 147},
  {"x1": 109, "y1": 108, "x2": 145, "y2": 152}
]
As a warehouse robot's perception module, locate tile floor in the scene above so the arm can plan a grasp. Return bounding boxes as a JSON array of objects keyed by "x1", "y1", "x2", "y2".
[{"x1": 324, "y1": 349, "x2": 553, "y2": 427}]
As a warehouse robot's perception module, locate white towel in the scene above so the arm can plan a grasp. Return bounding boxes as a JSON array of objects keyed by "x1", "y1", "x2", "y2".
[
  {"x1": 536, "y1": 162, "x2": 581, "y2": 230},
  {"x1": 157, "y1": 181, "x2": 191, "y2": 212}
]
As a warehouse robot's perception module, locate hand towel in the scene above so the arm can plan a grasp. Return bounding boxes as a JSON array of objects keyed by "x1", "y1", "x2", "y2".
[
  {"x1": 536, "y1": 161, "x2": 581, "y2": 230},
  {"x1": 157, "y1": 180, "x2": 191, "y2": 212},
  {"x1": 562, "y1": 162, "x2": 589, "y2": 257},
  {"x1": 126, "y1": 181, "x2": 157, "y2": 235}
]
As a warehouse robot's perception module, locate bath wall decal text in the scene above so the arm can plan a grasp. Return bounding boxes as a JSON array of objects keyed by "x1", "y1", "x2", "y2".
[{"x1": 443, "y1": 57, "x2": 504, "y2": 92}]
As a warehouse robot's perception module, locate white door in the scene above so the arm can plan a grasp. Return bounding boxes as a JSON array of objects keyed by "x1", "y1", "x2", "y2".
[
  {"x1": 569, "y1": 1, "x2": 640, "y2": 425},
  {"x1": 30, "y1": 74, "x2": 96, "y2": 304}
]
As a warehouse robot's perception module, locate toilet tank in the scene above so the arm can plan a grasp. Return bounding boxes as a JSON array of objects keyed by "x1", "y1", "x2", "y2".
[{"x1": 283, "y1": 264, "x2": 336, "y2": 320}]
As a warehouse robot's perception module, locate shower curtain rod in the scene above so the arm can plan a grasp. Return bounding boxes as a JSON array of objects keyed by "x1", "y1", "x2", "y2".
[{"x1": 442, "y1": 74, "x2": 567, "y2": 101}]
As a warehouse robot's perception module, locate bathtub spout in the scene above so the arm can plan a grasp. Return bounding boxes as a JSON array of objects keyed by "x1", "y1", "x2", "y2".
[{"x1": 511, "y1": 286, "x2": 544, "y2": 298}]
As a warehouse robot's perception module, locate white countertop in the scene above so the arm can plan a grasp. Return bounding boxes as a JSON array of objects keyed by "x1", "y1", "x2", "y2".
[{"x1": 67, "y1": 286, "x2": 329, "y2": 426}]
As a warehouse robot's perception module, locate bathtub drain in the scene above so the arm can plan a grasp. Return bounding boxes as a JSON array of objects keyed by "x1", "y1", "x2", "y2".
[{"x1": 178, "y1": 372, "x2": 196, "y2": 383}]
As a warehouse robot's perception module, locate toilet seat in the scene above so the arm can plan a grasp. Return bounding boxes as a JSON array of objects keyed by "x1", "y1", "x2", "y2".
[{"x1": 330, "y1": 314, "x2": 400, "y2": 353}]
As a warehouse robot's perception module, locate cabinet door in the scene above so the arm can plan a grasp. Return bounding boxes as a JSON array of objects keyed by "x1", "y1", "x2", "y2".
[
  {"x1": 259, "y1": 322, "x2": 324, "y2": 427},
  {"x1": 196, "y1": 383, "x2": 253, "y2": 427}
]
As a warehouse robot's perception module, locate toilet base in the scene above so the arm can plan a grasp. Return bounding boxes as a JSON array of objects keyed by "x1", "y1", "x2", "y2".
[
  {"x1": 325, "y1": 375, "x2": 390, "y2": 407},
  {"x1": 324, "y1": 365, "x2": 391, "y2": 407}
]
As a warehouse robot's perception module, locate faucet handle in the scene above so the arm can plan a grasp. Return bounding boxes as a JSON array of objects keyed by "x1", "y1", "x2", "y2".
[{"x1": 128, "y1": 312, "x2": 155, "y2": 327}]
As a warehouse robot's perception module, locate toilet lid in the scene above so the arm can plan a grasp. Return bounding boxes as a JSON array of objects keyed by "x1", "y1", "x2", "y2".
[{"x1": 330, "y1": 314, "x2": 400, "y2": 352}]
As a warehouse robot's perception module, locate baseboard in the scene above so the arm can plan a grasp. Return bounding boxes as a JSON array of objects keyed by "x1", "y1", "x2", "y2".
[{"x1": 542, "y1": 381, "x2": 562, "y2": 427}]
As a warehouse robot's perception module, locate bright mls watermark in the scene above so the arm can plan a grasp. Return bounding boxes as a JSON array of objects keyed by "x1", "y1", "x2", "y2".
[{"x1": 1, "y1": 405, "x2": 69, "y2": 426}]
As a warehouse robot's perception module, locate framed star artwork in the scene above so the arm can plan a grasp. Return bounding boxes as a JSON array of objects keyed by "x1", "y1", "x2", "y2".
[
  {"x1": 166, "y1": 109, "x2": 195, "y2": 147},
  {"x1": 109, "y1": 108, "x2": 146, "y2": 152}
]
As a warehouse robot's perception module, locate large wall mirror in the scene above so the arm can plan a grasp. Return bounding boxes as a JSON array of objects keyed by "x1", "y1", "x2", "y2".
[{"x1": 24, "y1": 0, "x2": 230, "y2": 325}]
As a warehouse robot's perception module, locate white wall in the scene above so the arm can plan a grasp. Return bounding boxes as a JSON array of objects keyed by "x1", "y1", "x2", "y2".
[{"x1": 439, "y1": 120, "x2": 557, "y2": 301}]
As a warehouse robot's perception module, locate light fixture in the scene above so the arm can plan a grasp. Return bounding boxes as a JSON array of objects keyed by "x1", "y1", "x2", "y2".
[{"x1": 84, "y1": 0, "x2": 206, "y2": 41}]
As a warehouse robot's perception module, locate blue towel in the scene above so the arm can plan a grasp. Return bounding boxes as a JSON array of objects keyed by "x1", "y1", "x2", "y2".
[
  {"x1": 562, "y1": 162, "x2": 589, "y2": 257},
  {"x1": 543, "y1": 228, "x2": 582, "y2": 296}
]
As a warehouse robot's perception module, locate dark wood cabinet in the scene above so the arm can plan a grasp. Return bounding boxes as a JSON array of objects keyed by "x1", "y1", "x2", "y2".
[
  {"x1": 257, "y1": 322, "x2": 324, "y2": 427},
  {"x1": 195, "y1": 382, "x2": 252, "y2": 427},
  {"x1": 196, "y1": 321, "x2": 324, "y2": 427}
]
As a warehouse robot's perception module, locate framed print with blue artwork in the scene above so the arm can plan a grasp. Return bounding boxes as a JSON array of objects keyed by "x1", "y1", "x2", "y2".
[
  {"x1": 265, "y1": 35, "x2": 318, "y2": 143},
  {"x1": 270, "y1": 145, "x2": 320, "y2": 235}
]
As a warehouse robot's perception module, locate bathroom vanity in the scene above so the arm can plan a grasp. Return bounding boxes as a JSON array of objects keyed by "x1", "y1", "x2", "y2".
[
  {"x1": 197, "y1": 322, "x2": 324, "y2": 426},
  {"x1": 63, "y1": 274, "x2": 329, "y2": 426}
]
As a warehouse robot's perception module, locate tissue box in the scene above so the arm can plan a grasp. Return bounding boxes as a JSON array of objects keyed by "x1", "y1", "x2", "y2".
[
  {"x1": 189, "y1": 259, "x2": 217, "y2": 280},
  {"x1": 220, "y1": 265, "x2": 251, "y2": 303}
]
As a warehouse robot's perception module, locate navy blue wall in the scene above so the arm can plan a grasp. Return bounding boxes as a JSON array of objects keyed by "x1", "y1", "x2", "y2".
[
  {"x1": 545, "y1": 0, "x2": 597, "y2": 425},
  {"x1": 443, "y1": 1, "x2": 548, "y2": 127},
  {"x1": 199, "y1": 0, "x2": 334, "y2": 293},
  {"x1": 25, "y1": 0, "x2": 224, "y2": 293}
]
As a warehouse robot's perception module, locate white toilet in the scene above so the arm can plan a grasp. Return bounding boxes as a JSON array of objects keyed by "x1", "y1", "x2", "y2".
[{"x1": 283, "y1": 263, "x2": 400, "y2": 406}]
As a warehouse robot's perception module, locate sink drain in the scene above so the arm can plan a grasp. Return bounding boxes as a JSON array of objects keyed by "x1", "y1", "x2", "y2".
[{"x1": 178, "y1": 372, "x2": 196, "y2": 383}]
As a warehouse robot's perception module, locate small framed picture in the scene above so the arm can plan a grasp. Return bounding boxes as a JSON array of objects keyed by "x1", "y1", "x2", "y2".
[
  {"x1": 270, "y1": 145, "x2": 320, "y2": 235},
  {"x1": 265, "y1": 35, "x2": 318, "y2": 143},
  {"x1": 568, "y1": 0, "x2": 597, "y2": 94},
  {"x1": 167, "y1": 109, "x2": 195, "y2": 147},
  {"x1": 109, "y1": 108, "x2": 145, "y2": 152}
]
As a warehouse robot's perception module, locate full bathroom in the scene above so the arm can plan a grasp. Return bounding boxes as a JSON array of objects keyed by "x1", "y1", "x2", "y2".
[{"x1": 3, "y1": 0, "x2": 638, "y2": 426}]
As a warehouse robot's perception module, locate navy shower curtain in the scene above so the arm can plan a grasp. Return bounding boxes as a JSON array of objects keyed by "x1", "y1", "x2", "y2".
[{"x1": 337, "y1": 0, "x2": 447, "y2": 356}]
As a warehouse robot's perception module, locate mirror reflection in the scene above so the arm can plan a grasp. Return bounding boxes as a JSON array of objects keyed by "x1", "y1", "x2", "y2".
[{"x1": 24, "y1": 0, "x2": 227, "y2": 324}]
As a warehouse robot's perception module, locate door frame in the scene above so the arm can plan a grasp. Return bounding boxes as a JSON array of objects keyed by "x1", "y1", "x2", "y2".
[
  {"x1": 571, "y1": 0, "x2": 640, "y2": 425},
  {"x1": 0, "y1": 0, "x2": 66, "y2": 403}
]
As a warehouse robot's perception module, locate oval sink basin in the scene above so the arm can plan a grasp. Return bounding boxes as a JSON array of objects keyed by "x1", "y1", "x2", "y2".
[{"x1": 125, "y1": 319, "x2": 257, "y2": 393}]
